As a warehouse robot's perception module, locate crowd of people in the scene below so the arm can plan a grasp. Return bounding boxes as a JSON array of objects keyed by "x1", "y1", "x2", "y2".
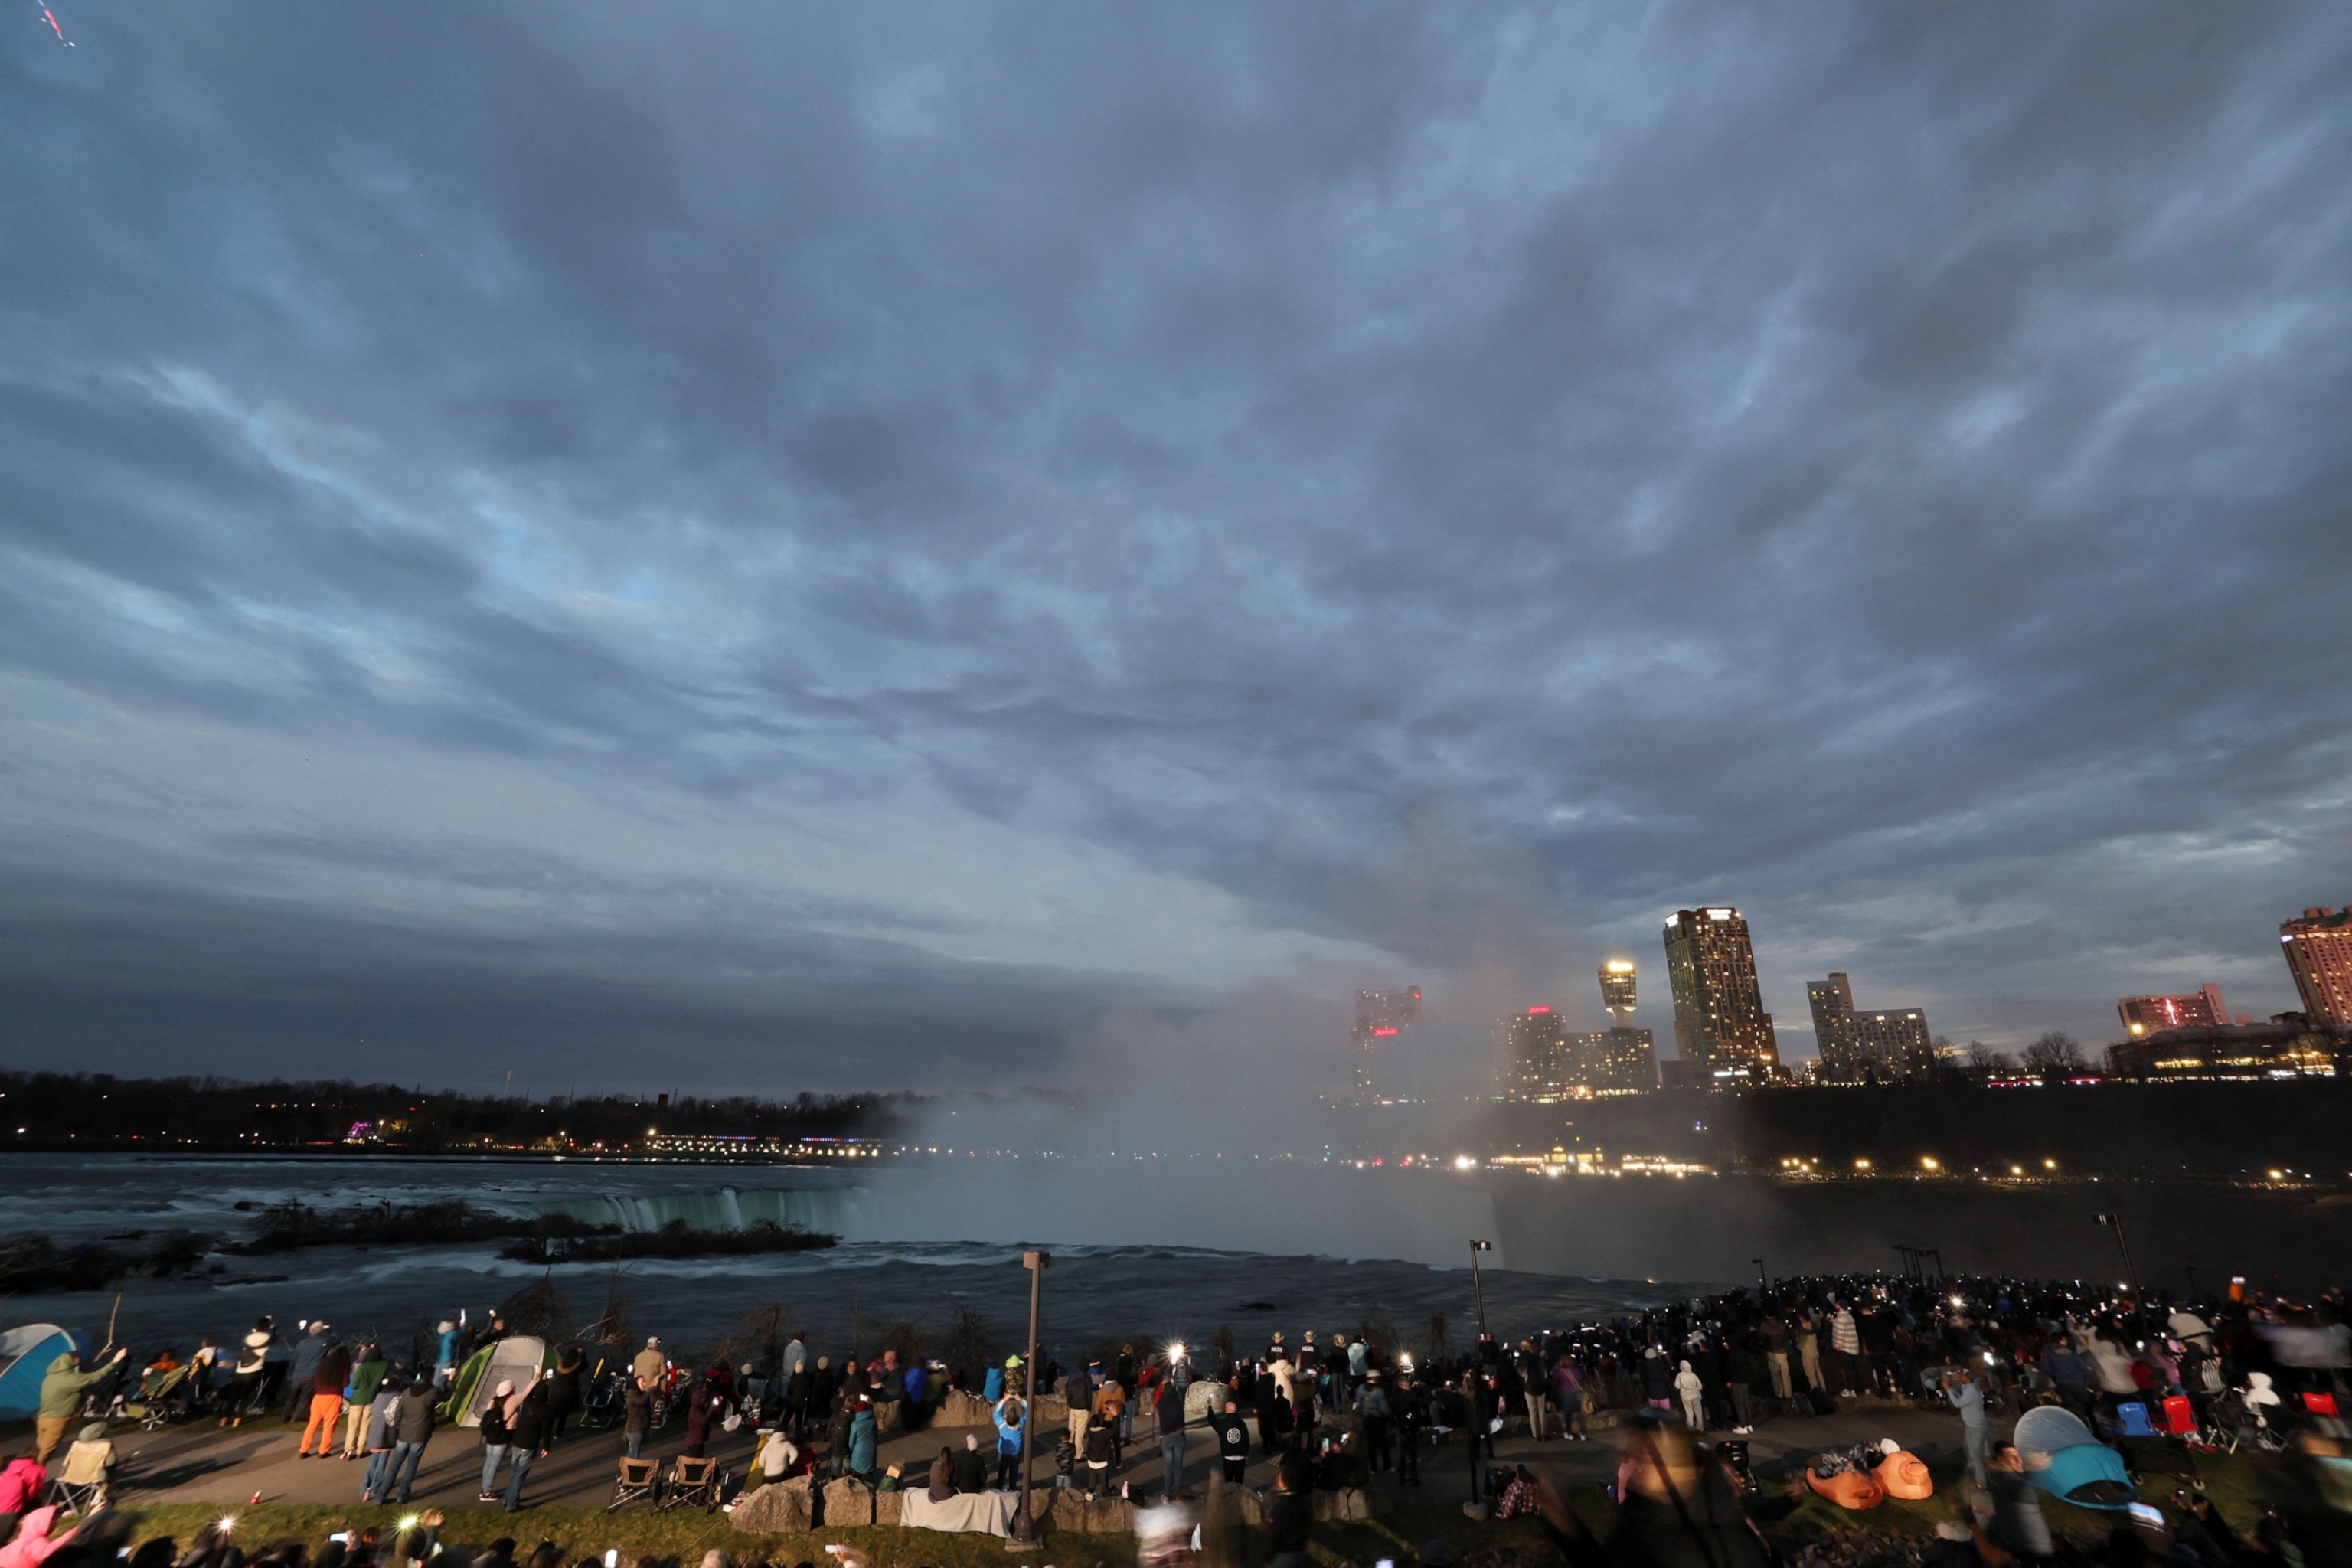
[{"x1": 2, "y1": 1270, "x2": 2344, "y2": 1566}]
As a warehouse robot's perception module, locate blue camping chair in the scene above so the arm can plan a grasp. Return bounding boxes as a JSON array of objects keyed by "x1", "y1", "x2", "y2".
[{"x1": 2111, "y1": 1402, "x2": 2157, "y2": 1439}]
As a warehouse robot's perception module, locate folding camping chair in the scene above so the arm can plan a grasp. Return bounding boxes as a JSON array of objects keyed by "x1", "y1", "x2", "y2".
[
  {"x1": 606, "y1": 1456, "x2": 659, "y2": 1512},
  {"x1": 50, "y1": 1435, "x2": 116, "y2": 1514},
  {"x1": 661, "y1": 1455, "x2": 721, "y2": 1511},
  {"x1": 127, "y1": 1366, "x2": 191, "y2": 1430},
  {"x1": 2109, "y1": 1402, "x2": 2158, "y2": 1439}
]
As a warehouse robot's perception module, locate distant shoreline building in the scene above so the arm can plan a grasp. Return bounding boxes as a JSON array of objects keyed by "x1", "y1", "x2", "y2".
[
  {"x1": 1501, "y1": 962, "x2": 1657, "y2": 1101},
  {"x1": 2118, "y1": 985, "x2": 2231, "y2": 1038},
  {"x1": 1806, "y1": 972, "x2": 1934, "y2": 1083},
  {"x1": 1350, "y1": 986, "x2": 1422, "y2": 1102},
  {"x1": 1664, "y1": 907, "x2": 1780, "y2": 1086},
  {"x1": 2281, "y1": 906, "x2": 2352, "y2": 1031}
]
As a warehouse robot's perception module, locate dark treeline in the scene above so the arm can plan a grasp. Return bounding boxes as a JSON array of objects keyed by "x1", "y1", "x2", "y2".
[
  {"x1": 1491, "y1": 1078, "x2": 2352, "y2": 1178},
  {"x1": 0, "y1": 1070, "x2": 904, "y2": 1152}
]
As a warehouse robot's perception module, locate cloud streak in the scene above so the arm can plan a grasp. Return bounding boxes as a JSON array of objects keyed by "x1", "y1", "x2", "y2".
[{"x1": 2, "y1": 3, "x2": 2348, "y2": 1089}]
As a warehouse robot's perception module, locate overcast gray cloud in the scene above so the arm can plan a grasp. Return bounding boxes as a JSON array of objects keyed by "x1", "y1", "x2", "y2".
[{"x1": 2, "y1": 3, "x2": 2348, "y2": 1091}]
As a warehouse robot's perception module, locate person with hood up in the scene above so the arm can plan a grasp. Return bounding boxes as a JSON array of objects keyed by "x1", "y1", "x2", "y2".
[
  {"x1": 0, "y1": 1451, "x2": 47, "y2": 1540},
  {"x1": 0, "y1": 1504, "x2": 81, "y2": 1568},
  {"x1": 847, "y1": 1396, "x2": 879, "y2": 1481},
  {"x1": 35, "y1": 1349, "x2": 125, "y2": 1464},
  {"x1": 1541, "y1": 1413, "x2": 1772, "y2": 1568},
  {"x1": 299, "y1": 1337, "x2": 352, "y2": 1457},
  {"x1": 1674, "y1": 1361, "x2": 1704, "y2": 1431}
]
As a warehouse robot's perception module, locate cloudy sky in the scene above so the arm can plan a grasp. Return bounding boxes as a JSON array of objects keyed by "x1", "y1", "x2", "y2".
[{"x1": 3, "y1": 5, "x2": 2347, "y2": 1093}]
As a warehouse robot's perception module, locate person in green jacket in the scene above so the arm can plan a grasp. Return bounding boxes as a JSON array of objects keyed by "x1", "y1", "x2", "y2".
[
  {"x1": 38, "y1": 1348, "x2": 127, "y2": 1463},
  {"x1": 342, "y1": 1343, "x2": 390, "y2": 1459}
]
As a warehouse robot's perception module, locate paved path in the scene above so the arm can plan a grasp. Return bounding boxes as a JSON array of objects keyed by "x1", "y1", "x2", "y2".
[{"x1": 100, "y1": 1401, "x2": 1994, "y2": 1518}]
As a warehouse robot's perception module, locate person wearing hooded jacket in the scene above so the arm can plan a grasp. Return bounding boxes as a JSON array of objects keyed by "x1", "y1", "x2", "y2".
[
  {"x1": 384, "y1": 1376, "x2": 436, "y2": 1504},
  {"x1": 1673, "y1": 1361, "x2": 1704, "y2": 1431},
  {"x1": 478, "y1": 1380, "x2": 516, "y2": 1501},
  {"x1": 36, "y1": 1350, "x2": 126, "y2": 1464}
]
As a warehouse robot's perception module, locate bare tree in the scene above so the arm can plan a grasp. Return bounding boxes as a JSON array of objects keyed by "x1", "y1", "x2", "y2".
[
  {"x1": 2020, "y1": 1031, "x2": 2085, "y2": 1078},
  {"x1": 1965, "y1": 1041, "x2": 2011, "y2": 1077}
]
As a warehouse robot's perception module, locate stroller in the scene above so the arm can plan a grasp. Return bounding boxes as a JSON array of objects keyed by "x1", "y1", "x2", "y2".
[
  {"x1": 117, "y1": 1365, "x2": 193, "y2": 1430},
  {"x1": 579, "y1": 1373, "x2": 625, "y2": 1432}
]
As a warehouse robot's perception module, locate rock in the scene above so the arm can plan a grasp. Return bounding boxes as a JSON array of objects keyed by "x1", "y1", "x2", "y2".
[
  {"x1": 1311, "y1": 1491, "x2": 1346, "y2": 1521},
  {"x1": 874, "y1": 1487, "x2": 903, "y2": 1526},
  {"x1": 1183, "y1": 1381, "x2": 1230, "y2": 1421},
  {"x1": 1342, "y1": 1488, "x2": 1371, "y2": 1521},
  {"x1": 823, "y1": 1476, "x2": 874, "y2": 1527},
  {"x1": 1085, "y1": 1495, "x2": 1135, "y2": 1534},
  {"x1": 1035, "y1": 1393, "x2": 1069, "y2": 1425},
  {"x1": 729, "y1": 1476, "x2": 813, "y2": 1534},
  {"x1": 1462, "y1": 1501, "x2": 1489, "y2": 1521},
  {"x1": 939, "y1": 1390, "x2": 995, "y2": 1426},
  {"x1": 875, "y1": 1399, "x2": 903, "y2": 1435}
]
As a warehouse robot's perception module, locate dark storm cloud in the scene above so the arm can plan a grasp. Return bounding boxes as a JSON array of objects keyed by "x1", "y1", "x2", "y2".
[{"x1": 2, "y1": 3, "x2": 2347, "y2": 1087}]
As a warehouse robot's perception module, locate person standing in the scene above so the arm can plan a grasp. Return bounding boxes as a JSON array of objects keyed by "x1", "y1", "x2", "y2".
[
  {"x1": 226, "y1": 1318, "x2": 276, "y2": 1427},
  {"x1": 477, "y1": 1380, "x2": 516, "y2": 1502},
  {"x1": 359, "y1": 1371, "x2": 403, "y2": 1502},
  {"x1": 1354, "y1": 1370, "x2": 1392, "y2": 1473},
  {"x1": 1155, "y1": 1374, "x2": 1187, "y2": 1499},
  {"x1": 1674, "y1": 1360, "x2": 1705, "y2": 1430},
  {"x1": 1795, "y1": 1308, "x2": 1824, "y2": 1398},
  {"x1": 1214, "y1": 1398, "x2": 1250, "y2": 1484},
  {"x1": 1394, "y1": 1371, "x2": 1425, "y2": 1486},
  {"x1": 1515, "y1": 1341, "x2": 1550, "y2": 1441},
  {"x1": 433, "y1": 1321, "x2": 462, "y2": 1391},
  {"x1": 343, "y1": 1343, "x2": 388, "y2": 1459},
  {"x1": 993, "y1": 1390, "x2": 1026, "y2": 1489},
  {"x1": 1943, "y1": 1366, "x2": 1989, "y2": 1488},
  {"x1": 36, "y1": 1348, "x2": 126, "y2": 1463},
  {"x1": 384, "y1": 1376, "x2": 436, "y2": 1504},
  {"x1": 1829, "y1": 1304, "x2": 1861, "y2": 1396},
  {"x1": 500, "y1": 1380, "x2": 548, "y2": 1511},
  {"x1": 284, "y1": 1323, "x2": 332, "y2": 1423},
  {"x1": 623, "y1": 1375, "x2": 653, "y2": 1460},
  {"x1": 299, "y1": 1337, "x2": 351, "y2": 1457},
  {"x1": 1063, "y1": 1366, "x2": 1093, "y2": 1459},
  {"x1": 1761, "y1": 1312, "x2": 1793, "y2": 1404}
]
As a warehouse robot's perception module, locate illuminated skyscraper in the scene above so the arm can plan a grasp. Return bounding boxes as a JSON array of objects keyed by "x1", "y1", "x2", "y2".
[
  {"x1": 1350, "y1": 986, "x2": 1423, "y2": 1101},
  {"x1": 2281, "y1": 907, "x2": 2352, "y2": 1030},
  {"x1": 1808, "y1": 972, "x2": 1933, "y2": 1083},
  {"x1": 1504, "y1": 1005, "x2": 1568, "y2": 1100},
  {"x1": 1663, "y1": 907, "x2": 1781, "y2": 1083},
  {"x1": 1599, "y1": 960, "x2": 1638, "y2": 1025},
  {"x1": 2117, "y1": 985, "x2": 2230, "y2": 1039}
]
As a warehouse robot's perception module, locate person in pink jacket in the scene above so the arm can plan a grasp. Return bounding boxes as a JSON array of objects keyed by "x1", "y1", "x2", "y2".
[
  {"x1": 0, "y1": 1504, "x2": 80, "y2": 1568},
  {"x1": 0, "y1": 1458, "x2": 47, "y2": 1534}
]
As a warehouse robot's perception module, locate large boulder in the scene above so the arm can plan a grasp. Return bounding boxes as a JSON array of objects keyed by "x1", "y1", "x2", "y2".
[
  {"x1": 729, "y1": 1476, "x2": 813, "y2": 1534},
  {"x1": 1034, "y1": 1393, "x2": 1069, "y2": 1426},
  {"x1": 1183, "y1": 1381, "x2": 1231, "y2": 1421},
  {"x1": 939, "y1": 1390, "x2": 995, "y2": 1427},
  {"x1": 874, "y1": 1399, "x2": 903, "y2": 1435},
  {"x1": 874, "y1": 1487, "x2": 903, "y2": 1526},
  {"x1": 1083, "y1": 1495, "x2": 1136, "y2": 1534},
  {"x1": 822, "y1": 1477, "x2": 874, "y2": 1527}
]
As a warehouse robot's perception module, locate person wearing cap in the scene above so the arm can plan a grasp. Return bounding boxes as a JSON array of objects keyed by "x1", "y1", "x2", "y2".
[
  {"x1": 633, "y1": 1338, "x2": 667, "y2": 1396},
  {"x1": 1353, "y1": 1369, "x2": 1392, "y2": 1474},
  {"x1": 297, "y1": 1333, "x2": 351, "y2": 1457},
  {"x1": 283, "y1": 1321, "x2": 332, "y2": 1423}
]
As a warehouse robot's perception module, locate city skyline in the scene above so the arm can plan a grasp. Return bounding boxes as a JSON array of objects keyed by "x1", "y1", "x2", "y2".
[{"x1": 2, "y1": 8, "x2": 2348, "y2": 1093}]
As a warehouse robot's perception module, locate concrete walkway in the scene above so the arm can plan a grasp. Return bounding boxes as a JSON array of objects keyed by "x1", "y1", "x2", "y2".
[{"x1": 96, "y1": 1400, "x2": 1994, "y2": 1517}]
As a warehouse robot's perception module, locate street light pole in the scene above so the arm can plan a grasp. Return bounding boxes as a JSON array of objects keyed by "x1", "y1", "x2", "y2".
[
  {"x1": 1008, "y1": 1250, "x2": 1050, "y2": 1550},
  {"x1": 1468, "y1": 1240, "x2": 1492, "y2": 1342},
  {"x1": 1753, "y1": 1258, "x2": 1767, "y2": 1296}
]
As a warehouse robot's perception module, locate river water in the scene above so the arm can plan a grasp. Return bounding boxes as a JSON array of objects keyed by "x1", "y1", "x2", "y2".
[{"x1": 1, "y1": 1154, "x2": 1687, "y2": 1362}]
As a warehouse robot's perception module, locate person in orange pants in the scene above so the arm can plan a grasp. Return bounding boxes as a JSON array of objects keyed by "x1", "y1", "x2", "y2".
[{"x1": 298, "y1": 1341, "x2": 353, "y2": 1458}]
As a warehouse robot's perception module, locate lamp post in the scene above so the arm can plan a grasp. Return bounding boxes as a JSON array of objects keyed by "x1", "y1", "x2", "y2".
[
  {"x1": 1753, "y1": 1258, "x2": 1767, "y2": 1296},
  {"x1": 1468, "y1": 1240, "x2": 1493, "y2": 1341},
  {"x1": 1008, "y1": 1250, "x2": 1050, "y2": 1550},
  {"x1": 2095, "y1": 1214, "x2": 2138, "y2": 1301}
]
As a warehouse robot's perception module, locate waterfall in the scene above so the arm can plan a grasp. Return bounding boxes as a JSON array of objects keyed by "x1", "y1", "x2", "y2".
[{"x1": 529, "y1": 1187, "x2": 848, "y2": 1234}]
